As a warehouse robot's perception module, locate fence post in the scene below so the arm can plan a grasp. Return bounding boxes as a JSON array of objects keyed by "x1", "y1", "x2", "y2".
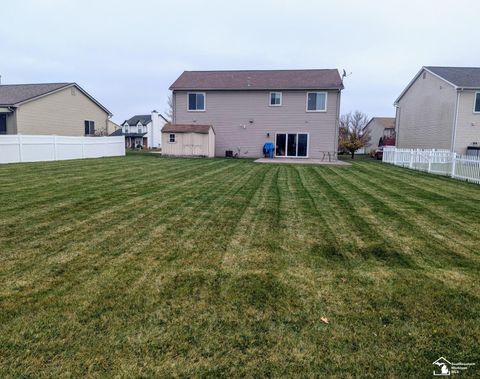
[
  {"x1": 427, "y1": 150, "x2": 432, "y2": 173},
  {"x1": 53, "y1": 135, "x2": 57, "y2": 161},
  {"x1": 451, "y1": 153, "x2": 457, "y2": 179},
  {"x1": 393, "y1": 148, "x2": 397, "y2": 165},
  {"x1": 18, "y1": 134, "x2": 23, "y2": 162},
  {"x1": 409, "y1": 150, "x2": 414, "y2": 169},
  {"x1": 81, "y1": 137, "x2": 85, "y2": 158}
]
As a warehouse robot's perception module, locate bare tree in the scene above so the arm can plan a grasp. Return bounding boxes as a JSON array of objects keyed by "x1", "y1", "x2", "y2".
[
  {"x1": 165, "y1": 94, "x2": 174, "y2": 122},
  {"x1": 338, "y1": 111, "x2": 370, "y2": 159}
]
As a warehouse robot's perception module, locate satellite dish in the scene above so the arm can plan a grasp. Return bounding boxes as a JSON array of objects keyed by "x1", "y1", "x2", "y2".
[{"x1": 341, "y1": 69, "x2": 352, "y2": 80}]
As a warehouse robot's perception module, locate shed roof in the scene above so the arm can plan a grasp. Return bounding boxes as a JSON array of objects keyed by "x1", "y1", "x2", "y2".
[
  {"x1": 162, "y1": 123, "x2": 213, "y2": 134},
  {"x1": 169, "y1": 69, "x2": 343, "y2": 91}
]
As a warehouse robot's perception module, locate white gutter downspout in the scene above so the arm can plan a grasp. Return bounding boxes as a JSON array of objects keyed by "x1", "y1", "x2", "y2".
[
  {"x1": 334, "y1": 89, "x2": 341, "y2": 158},
  {"x1": 394, "y1": 104, "x2": 400, "y2": 146},
  {"x1": 451, "y1": 89, "x2": 461, "y2": 153}
]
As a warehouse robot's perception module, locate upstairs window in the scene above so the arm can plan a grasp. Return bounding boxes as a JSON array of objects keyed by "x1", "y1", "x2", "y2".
[
  {"x1": 475, "y1": 92, "x2": 480, "y2": 113},
  {"x1": 269, "y1": 92, "x2": 282, "y2": 106},
  {"x1": 169, "y1": 133, "x2": 176, "y2": 143},
  {"x1": 84, "y1": 120, "x2": 95, "y2": 136},
  {"x1": 138, "y1": 127, "x2": 142, "y2": 134},
  {"x1": 188, "y1": 92, "x2": 205, "y2": 111},
  {"x1": 306, "y1": 92, "x2": 327, "y2": 112}
]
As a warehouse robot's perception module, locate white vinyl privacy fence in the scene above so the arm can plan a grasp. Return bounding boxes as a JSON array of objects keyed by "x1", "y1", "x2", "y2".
[
  {"x1": 0, "y1": 135, "x2": 125, "y2": 164},
  {"x1": 383, "y1": 147, "x2": 480, "y2": 184}
]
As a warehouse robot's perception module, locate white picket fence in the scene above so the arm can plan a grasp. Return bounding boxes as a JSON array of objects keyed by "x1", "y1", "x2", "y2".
[
  {"x1": 0, "y1": 135, "x2": 125, "y2": 164},
  {"x1": 382, "y1": 147, "x2": 480, "y2": 184}
]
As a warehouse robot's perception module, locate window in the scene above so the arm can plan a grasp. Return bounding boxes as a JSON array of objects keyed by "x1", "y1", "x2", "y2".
[
  {"x1": 269, "y1": 92, "x2": 282, "y2": 106},
  {"x1": 474, "y1": 92, "x2": 480, "y2": 113},
  {"x1": 188, "y1": 92, "x2": 206, "y2": 111},
  {"x1": 0, "y1": 114, "x2": 7, "y2": 134},
  {"x1": 306, "y1": 92, "x2": 327, "y2": 112},
  {"x1": 138, "y1": 127, "x2": 142, "y2": 134},
  {"x1": 84, "y1": 120, "x2": 95, "y2": 135},
  {"x1": 169, "y1": 133, "x2": 176, "y2": 143}
]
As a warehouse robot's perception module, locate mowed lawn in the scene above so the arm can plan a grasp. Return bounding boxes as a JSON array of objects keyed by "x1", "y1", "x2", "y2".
[{"x1": 1, "y1": 154, "x2": 479, "y2": 377}]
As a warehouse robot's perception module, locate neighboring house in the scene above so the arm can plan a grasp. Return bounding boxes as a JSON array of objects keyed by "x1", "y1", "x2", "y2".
[
  {"x1": 395, "y1": 66, "x2": 480, "y2": 154},
  {"x1": 169, "y1": 69, "x2": 344, "y2": 159},
  {"x1": 162, "y1": 123, "x2": 215, "y2": 157},
  {"x1": 111, "y1": 111, "x2": 167, "y2": 149},
  {"x1": 0, "y1": 82, "x2": 112, "y2": 136},
  {"x1": 363, "y1": 117, "x2": 396, "y2": 152},
  {"x1": 107, "y1": 119, "x2": 121, "y2": 135}
]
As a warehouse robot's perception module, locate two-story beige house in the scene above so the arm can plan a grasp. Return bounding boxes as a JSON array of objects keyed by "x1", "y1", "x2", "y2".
[
  {"x1": 0, "y1": 82, "x2": 112, "y2": 136},
  {"x1": 395, "y1": 66, "x2": 480, "y2": 154},
  {"x1": 169, "y1": 69, "x2": 343, "y2": 159}
]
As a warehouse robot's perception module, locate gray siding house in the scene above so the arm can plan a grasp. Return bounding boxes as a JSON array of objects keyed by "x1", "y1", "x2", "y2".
[
  {"x1": 169, "y1": 69, "x2": 343, "y2": 159},
  {"x1": 395, "y1": 66, "x2": 480, "y2": 154}
]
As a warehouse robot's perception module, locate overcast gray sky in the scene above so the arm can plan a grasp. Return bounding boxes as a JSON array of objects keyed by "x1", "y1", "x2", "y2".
[{"x1": 1, "y1": 0, "x2": 479, "y2": 123}]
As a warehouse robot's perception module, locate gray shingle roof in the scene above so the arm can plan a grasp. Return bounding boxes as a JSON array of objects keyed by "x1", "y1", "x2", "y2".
[
  {"x1": 109, "y1": 128, "x2": 146, "y2": 137},
  {"x1": 169, "y1": 69, "x2": 344, "y2": 91},
  {"x1": 110, "y1": 128, "x2": 123, "y2": 136},
  {"x1": 0, "y1": 83, "x2": 71, "y2": 105},
  {"x1": 123, "y1": 115, "x2": 152, "y2": 126},
  {"x1": 425, "y1": 66, "x2": 480, "y2": 88}
]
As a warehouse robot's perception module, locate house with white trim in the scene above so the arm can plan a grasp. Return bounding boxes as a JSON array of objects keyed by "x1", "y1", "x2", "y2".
[
  {"x1": 394, "y1": 66, "x2": 480, "y2": 154},
  {"x1": 0, "y1": 82, "x2": 112, "y2": 136},
  {"x1": 111, "y1": 111, "x2": 167, "y2": 149},
  {"x1": 169, "y1": 69, "x2": 343, "y2": 159}
]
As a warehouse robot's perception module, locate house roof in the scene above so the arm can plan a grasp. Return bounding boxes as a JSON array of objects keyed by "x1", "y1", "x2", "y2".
[
  {"x1": 425, "y1": 66, "x2": 480, "y2": 88},
  {"x1": 169, "y1": 69, "x2": 344, "y2": 91},
  {"x1": 162, "y1": 123, "x2": 213, "y2": 134},
  {"x1": 123, "y1": 114, "x2": 152, "y2": 126},
  {"x1": 122, "y1": 113, "x2": 169, "y2": 126},
  {"x1": 110, "y1": 128, "x2": 124, "y2": 136},
  {"x1": 109, "y1": 128, "x2": 146, "y2": 137},
  {"x1": 0, "y1": 82, "x2": 112, "y2": 115},
  {"x1": 0, "y1": 83, "x2": 71, "y2": 105},
  {"x1": 395, "y1": 66, "x2": 480, "y2": 104}
]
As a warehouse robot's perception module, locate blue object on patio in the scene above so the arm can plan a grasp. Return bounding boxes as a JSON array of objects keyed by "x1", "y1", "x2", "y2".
[{"x1": 263, "y1": 142, "x2": 275, "y2": 158}]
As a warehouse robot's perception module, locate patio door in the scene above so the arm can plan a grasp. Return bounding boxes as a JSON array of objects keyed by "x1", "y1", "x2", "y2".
[{"x1": 275, "y1": 133, "x2": 308, "y2": 157}]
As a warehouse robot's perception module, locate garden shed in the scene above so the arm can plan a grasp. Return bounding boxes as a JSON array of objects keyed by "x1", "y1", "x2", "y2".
[{"x1": 161, "y1": 124, "x2": 215, "y2": 157}]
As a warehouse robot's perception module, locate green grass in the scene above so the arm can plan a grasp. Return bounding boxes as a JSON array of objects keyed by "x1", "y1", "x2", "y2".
[{"x1": 1, "y1": 154, "x2": 479, "y2": 377}]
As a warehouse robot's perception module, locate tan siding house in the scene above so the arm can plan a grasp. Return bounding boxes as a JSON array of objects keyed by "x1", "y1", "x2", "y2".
[
  {"x1": 169, "y1": 69, "x2": 343, "y2": 159},
  {"x1": 0, "y1": 83, "x2": 112, "y2": 136},
  {"x1": 363, "y1": 117, "x2": 395, "y2": 152},
  {"x1": 395, "y1": 67, "x2": 480, "y2": 154}
]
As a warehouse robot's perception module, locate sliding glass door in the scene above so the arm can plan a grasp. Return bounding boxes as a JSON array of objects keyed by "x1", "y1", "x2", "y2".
[{"x1": 275, "y1": 133, "x2": 308, "y2": 158}]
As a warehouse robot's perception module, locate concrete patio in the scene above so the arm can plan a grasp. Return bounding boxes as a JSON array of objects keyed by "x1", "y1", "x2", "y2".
[{"x1": 254, "y1": 158, "x2": 351, "y2": 165}]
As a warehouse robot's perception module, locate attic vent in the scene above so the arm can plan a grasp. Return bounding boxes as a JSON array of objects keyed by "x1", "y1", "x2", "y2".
[
  {"x1": 71, "y1": 87, "x2": 76, "y2": 96},
  {"x1": 422, "y1": 72, "x2": 426, "y2": 80}
]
